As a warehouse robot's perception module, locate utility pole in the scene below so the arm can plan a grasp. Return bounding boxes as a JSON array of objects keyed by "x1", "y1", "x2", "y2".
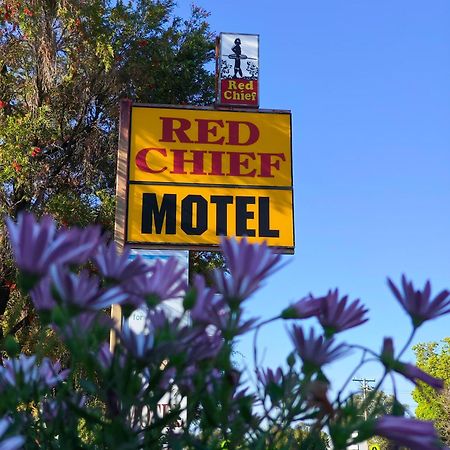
[
  {"x1": 352, "y1": 378, "x2": 375, "y2": 420},
  {"x1": 347, "y1": 379, "x2": 375, "y2": 450}
]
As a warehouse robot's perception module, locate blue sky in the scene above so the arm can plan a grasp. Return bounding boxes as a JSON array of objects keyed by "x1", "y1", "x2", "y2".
[{"x1": 184, "y1": 0, "x2": 450, "y2": 409}]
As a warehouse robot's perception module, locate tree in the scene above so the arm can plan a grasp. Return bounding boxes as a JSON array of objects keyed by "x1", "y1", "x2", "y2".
[
  {"x1": 413, "y1": 338, "x2": 450, "y2": 445},
  {"x1": 269, "y1": 424, "x2": 330, "y2": 449},
  {"x1": 0, "y1": 0, "x2": 217, "y2": 349},
  {"x1": 336, "y1": 391, "x2": 409, "y2": 450},
  {"x1": 189, "y1": 251, "x2": 227, "y2": 284}
]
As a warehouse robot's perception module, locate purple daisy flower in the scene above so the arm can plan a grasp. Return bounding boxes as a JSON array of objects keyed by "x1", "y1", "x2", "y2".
[
  {"x1": 281, "y1": 296, "x2": 322, "y2": 320},
  {"x1": 40, "y1": 399, "x2": 60, "y2": 422},
  {"x1": 94, "y1": 241, "x2": 150, "y2": 283},
  {"x1": 374, "y1": 416, "x2": 445, "y2": 450},
  {"x1": 0, "y1": 417, "x2": 24, "y2": 450},
  {"x1": 257, "y1": 367, "x2": 283, "y2": 387},
  {"x1": 214, "y1": 237, "x2": 283, "y2": 306},
  {"x1": 380, "y1": 338, "x2": 443, "y2": 390},
  {"x1": 190, "y1": 276, "x2": 257, "y2": 336},
  {"x1": 146, "y1": 308, "x2": 170, "y2": 332},
  {"x1": 144, "y1": 310, "x2": 216, "y2": 359},
  {"x1": 30, "y1": 277, "x2": 56, "y2": 311},
  {"x1": 50, "y1": 266, "x2": 128, "y2": 311},
  {"x1": 0, "y1": 355, "x2": 39, "y2": 389},
  {"x1": 401, "y1": 363, "x2": 444, "y2": 390},
  {"x1": 182, "y1": 329, "x2": 223, "y2": 363},
  {"x1": 289, "y1": 326, "x2": 348, "y2": 371},
  {"x1": 41, "y1": 394, "x2": 86, "y2": 422},
  {"x1": 190, "y1": 275, "x2": 220, "y2": 324},
  {"x1": 38, "y1": 358, "x2": 70, "y2": 388},
  {"x1": 123, "y1": 257, "x2": 187, "y2": 306},
  {"x1": 6, "y1": 213, "x2": 95, "y2": 287},
  {"x1": 0, "y1": 355, "x2": 68, "y2": 391},
  {"x1": 318, "y1": 289, "x2": 368, "y2": 337},
  {"x1": 97, "y1": 342, "x2": 114, "y2": 370},
  {"x1": 388, "y1": 275, "x2": 450, "y2": 328},
  {"x1": 60, "y1": 225, "x2": 102, "y2": 265},
  {"x1": 120, "y1": 326, "x2": 155, "y2": 361}
]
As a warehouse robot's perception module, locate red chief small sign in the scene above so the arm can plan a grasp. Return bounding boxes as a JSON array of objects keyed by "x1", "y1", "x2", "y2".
[{"x1": 217, "y1": 33, "x2": 259, "y2": 108}]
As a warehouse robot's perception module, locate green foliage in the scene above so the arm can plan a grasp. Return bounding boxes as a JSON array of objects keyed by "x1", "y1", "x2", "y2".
[
  {"x1": 413, "y1": 338, "x2": 450, "y2": 444},
  {"x1": 0, "y1": 0, "x2": 218, "y2": 351},
  {"x1": 0, "y1": 0, "x2": 214, "y2": 221},
  {"x1": 267, "y1": 424, "x2": 330, "y2": 449},
  {"x1": 190, "y1": 251, "x2": 227, "y2": 283},
  {"x1": 353, "y1": 392, "x2": 406, "y2": 450}
]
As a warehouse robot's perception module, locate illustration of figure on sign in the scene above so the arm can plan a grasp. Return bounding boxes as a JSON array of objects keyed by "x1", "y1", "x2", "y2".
[
  {"x1": 231, "y1": 38, "x2": 243, "y2": 77},
  {"x1": 220, "y1": 33, "x2": 259, "y2": 81}
]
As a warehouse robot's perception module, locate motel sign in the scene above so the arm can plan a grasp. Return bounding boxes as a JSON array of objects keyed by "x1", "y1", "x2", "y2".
[{"x1": 115, "y1": 102, "x2": 294, "y2": 253}]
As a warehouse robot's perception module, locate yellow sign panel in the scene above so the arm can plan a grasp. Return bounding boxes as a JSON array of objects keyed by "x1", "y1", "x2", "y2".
[
  {"x1": 120, "y1": 104, "x2": 294, "y2": 252},
  {"x1": 369, "y1": 445, "x2": 380, "y2": 450},
  {"x1": 129, "y1": 106, "x2": 292, "y2": 187},
  {"x1": 127, "y1": 184, "x2": 294, "y2": 248}
]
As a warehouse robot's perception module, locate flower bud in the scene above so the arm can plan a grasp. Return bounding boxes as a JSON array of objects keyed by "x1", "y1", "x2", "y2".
[
  {"x1": 380, "y1": 337, "x2": 396, "y2": 369},
  {"x1": 286, "y1": 351, "x2": 296, "y2": 367},
  {"x1": 280, "y1": 306, "x2": 297, "y2": 319}
]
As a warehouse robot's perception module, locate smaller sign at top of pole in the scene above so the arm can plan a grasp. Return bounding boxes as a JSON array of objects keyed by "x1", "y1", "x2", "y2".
[{"x1": 217, "y1": 33, "x2": 259, "y2": 108}]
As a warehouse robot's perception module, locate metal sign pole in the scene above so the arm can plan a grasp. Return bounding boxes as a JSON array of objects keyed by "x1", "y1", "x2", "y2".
[{"x1": 110, "y1": 98, "x2": 132, "y2": 351}]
